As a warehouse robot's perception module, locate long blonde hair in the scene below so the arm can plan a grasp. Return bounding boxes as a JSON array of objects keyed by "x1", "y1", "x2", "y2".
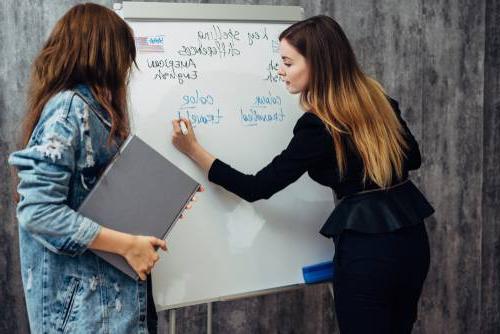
[{"x1": 280, "y1": 16, "x2": 408, "y2": 188}]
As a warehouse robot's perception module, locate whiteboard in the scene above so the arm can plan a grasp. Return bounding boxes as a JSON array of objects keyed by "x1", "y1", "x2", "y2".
[{"x1": 121, "y1": 2, "x2": 334, "y2": 310}]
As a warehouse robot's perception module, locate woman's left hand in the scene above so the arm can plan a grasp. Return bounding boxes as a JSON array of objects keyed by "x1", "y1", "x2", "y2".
[
  {"x1": 172, "y1": 118, "x2": 198, "y2": 157},
  {"x1": 179, "y1": 185, "x2": 205, "y2": 219}
]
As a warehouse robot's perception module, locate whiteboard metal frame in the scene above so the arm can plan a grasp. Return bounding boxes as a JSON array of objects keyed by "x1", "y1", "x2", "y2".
[
  {"x1": 118, "y1": 1, "x2": 303, "y2": 22},
  {"x1": 165, "y1": 284, "x2": 303, "y2": 310}
]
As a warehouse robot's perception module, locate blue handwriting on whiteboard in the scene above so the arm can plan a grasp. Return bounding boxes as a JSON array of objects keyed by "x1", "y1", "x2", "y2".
[
  {"x1": 182, "y1": 90, "x2": 214, "y2": 106},
  {"x1": 148, "y1": 36, "x2": 164, "y2": 45},
  {"x1": 240, "y1": 108, "x2": 285, "y2": 126},
  {"x1": 177, "y1": 109, "x2": 223, "y2": 128},
  {"x1": 253, "y1": 92, "x2": 282, "y2": 106}
]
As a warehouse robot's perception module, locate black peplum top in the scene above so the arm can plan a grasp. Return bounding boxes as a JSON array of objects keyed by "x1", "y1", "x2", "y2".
[{"x1": 208, "y1": 98, "x2": 434, "y2": 237}]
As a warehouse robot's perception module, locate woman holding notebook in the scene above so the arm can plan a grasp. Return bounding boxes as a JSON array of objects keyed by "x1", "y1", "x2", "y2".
[
  {"x1": 8, "y1": 3, "x2": 198, "y2": 333},
  {"x1": 173, "y1": 15, "x2": 434, "y2": 334}
]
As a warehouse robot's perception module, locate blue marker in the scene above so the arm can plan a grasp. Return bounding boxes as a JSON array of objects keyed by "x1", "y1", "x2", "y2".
[{"x1": 302, "y1": 260, "x2": 334, "y2": 284}]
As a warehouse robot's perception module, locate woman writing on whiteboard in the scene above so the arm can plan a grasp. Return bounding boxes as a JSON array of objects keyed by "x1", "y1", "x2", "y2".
[
  {"x1": 8, "y1": 3, "x2": 199, "y2": 333},
  {"x1": 172, "y1": 15, "x2": 434, "y2": 334}
]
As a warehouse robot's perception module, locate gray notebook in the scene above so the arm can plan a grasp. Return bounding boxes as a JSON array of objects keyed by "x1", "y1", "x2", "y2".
[{"x1": 78, "y1": 135, "x2": 200, "y2": 280}]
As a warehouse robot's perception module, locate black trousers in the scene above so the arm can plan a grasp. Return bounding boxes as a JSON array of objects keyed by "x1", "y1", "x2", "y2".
[{"x1": 333, "y1": 223, "x2": 430, "y2": 334}]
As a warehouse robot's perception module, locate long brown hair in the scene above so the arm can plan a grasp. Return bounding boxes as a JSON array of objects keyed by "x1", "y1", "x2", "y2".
[
  {"x1": 280, "y1": 15, "x2": 408, "y2": 188},
  {"x1": 21, "y1": 2, "x2": 136, "y2": 148}
]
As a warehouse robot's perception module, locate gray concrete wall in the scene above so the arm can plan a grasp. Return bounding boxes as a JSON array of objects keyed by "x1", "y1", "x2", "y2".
[
  {"x1": 1, "y1": 0, "x2": 498, "y2": 333},
  {"x1": 481, "y1": 0, "x2": 500, "y2": 332}
]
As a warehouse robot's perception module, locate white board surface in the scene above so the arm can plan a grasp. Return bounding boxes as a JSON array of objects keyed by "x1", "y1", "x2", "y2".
[{"x1": 122, "y1": 3, "x2": 334, "y2": 310}]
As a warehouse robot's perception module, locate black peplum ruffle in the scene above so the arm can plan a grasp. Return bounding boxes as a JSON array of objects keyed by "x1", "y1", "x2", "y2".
[{"x1": 320, "y1": 180, "x2": 434, "y2": 237}]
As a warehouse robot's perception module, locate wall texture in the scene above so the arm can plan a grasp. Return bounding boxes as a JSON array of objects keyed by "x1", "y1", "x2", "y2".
[
  {"x1": 481, "y1": 0, "x2": 500, "y2": 332},
  {"x1": 1, "y1": 0, "x2": 498, "y2": 333}
]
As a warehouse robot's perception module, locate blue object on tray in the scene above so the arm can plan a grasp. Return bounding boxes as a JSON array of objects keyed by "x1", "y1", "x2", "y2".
[{"x1": 302, "y1": 260, "x2": 335, "y2": 284}]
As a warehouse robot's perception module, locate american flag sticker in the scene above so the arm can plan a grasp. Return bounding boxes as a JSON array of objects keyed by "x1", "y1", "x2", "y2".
[{"x1": 135, "y1": 35, "x2": 165, "y2": 53}]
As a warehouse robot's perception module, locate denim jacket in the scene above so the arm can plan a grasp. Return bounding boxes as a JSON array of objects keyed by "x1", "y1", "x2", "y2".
[{"x1": 9, "y1": 85, "x2": 150, "y2": 333}]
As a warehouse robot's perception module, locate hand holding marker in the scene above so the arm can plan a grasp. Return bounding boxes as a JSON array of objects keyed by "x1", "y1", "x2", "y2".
[{"x1": 173, "y1": 118, "x2": 204, "y2": 219}]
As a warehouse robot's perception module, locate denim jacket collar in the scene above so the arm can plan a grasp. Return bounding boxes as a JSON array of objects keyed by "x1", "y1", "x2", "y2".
[{"x1": 73, "y1": 84, "x2": 112, "y2": 128}]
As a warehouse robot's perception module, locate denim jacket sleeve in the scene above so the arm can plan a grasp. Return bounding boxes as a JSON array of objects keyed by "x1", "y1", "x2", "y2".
[{"x1": 8, "y1": 95, "x2": 101, "y2": 257}]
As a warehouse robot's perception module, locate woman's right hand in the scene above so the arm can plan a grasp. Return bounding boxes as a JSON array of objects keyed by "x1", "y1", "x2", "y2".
[
  {"x1": 172, "y1": 118, "x2": 199, "y2": 157},
  {"x1": 171, "y1": 118, "x2": 216, "y2": 174},
  {"x1": 122, "y1": 235, "x2": 167, "y2": 280}
]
